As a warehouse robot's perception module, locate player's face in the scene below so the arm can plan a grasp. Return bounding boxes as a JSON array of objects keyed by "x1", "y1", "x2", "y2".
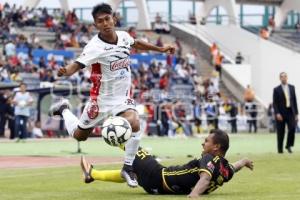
[
  {"x1": 93, "y1": 13, "x2": 116, "y2": 35},
  {"x1": 201, "y1": 134, "x2": 219, "y2": 155}
]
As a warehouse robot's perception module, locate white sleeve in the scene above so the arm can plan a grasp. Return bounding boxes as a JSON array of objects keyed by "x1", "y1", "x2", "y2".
[
  {"x1": 13, "y1": 93, "x2": 19, "y2": 102},
  {"x1": 27, "y1": 93, "x2": 34, "y2": 102},
  {"x1": 76, "y1": 43, "x2": 101, "y2": 68},
  {"x1": 125, "y1": 32, "x2": 135, "y2": 46}
]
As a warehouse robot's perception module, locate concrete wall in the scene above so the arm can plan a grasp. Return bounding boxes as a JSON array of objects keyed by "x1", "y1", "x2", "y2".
[
  {"x1": 182, "y1": 24, "x2": 300, "y2": 109},
  {"x1": 170, "y1": 24, "x2": 248, "y2": 103},
  {"x1": 170, "y1": 24, "x2": 211, "y2": 61}
]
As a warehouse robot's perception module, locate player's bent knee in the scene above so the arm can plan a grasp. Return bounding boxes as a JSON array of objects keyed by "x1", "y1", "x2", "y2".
[
  {"x1": 119, "y1": 110, "x2": 140, "y2": 132},
  {"x1": 131, "y1": 121, "x2": 140, "y2": 132},
  {"x1": 127, "y1": 117, "x2": 140, "y2": 132},
  {"x1": 74, "y1": 128, "x2": 92, "y2": 141}
]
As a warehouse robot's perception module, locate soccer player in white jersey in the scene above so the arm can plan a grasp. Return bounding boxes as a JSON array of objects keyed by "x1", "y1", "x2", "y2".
[{"x1": 49, "y1": 3, "x2": 175, "y2": 188}]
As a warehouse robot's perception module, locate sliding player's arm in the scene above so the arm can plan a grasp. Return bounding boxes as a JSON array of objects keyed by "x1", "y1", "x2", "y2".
[
  {"x1": 132, "y1": 39, "x2": 175, "y2": 54},
  {"x1": 187, "y1": 172, "x2": 211, "y2": 198},
  {"x1": 232, "y1": 158, "x2": 253, "y2": 172},
  {"x1": 57, "y1": 62, "x2": 82, "y2": 77}
]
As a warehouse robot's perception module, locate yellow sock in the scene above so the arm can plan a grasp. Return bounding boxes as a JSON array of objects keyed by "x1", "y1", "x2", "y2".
[
  {"x1": 91, "y1": 169, "x2": 125, "y2": 183},
  {"x1": 119, "y1": 144, "x2": 125, "y2": 151}
]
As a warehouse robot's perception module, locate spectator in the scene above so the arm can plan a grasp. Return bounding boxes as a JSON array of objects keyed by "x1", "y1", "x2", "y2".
[
  {"x1": 10, "y1": 70, "x2": 22, "y2": 82},
  {"x1": 268, "y1": 16, "x2": 275, "y2": 34},
  {"x1": 174, "y1": 101, "x2": 192, "y2": 137},
  {"x1": 155, "y1": 12, "x2": 162, "y2": 24},
  {"x1": 295, "y1": 20, "x2": 300, "y2": 33},
  {"x1": 189, "y1": 12, "x2": 196, "y2": 25},
  {"x1": 210, "y1": 42, "x2": 218, "y2": 64},
  {"x1": 113, "y1": 12, "x2": 122, "y2": 27},
  {"x1": 4, "y1": 40, "x2": 16, "y2": 57},
  {"x1": 156, "y1": 36, "x2": 163, "y2": 47},
  {"x1": 200, "y1": 17, "x2": 206, "y2": 25},
  {"x1": 0, "y1": 91, "x2": 7, "y2": 137},
  {"x1": 174, "y1": 37, "x2": 182, "y2": 56},
  {"x1": 38, "y1": 57, "x2": 47, "y2": 69},
  {"x1": 128, "y1": 26, "x2": 137, "y2": 39},
  {"x1": 28, "y1": 33, "x2": 41, "y2": 49},
  {"x1": 185, "y1": 49, "x2": 196, "y2": 68},
  {"x1": 42, "y1": 69, "x2": 55, "y2": 82},
  {"x1": 267, "y1": 103, "x2": 276, "y2": 133},
  {"x1": 192, "y1": 100, "x2": 202, "y2": 134},
  {"x1": 244, "y1": 85, "x2": 255, "y2": 102},
  {"x1": 32, "y1": 121, "x2": 43, "y2": 138},
  {"x1": 69, "y1": 32, "x2": 80, "y2": 48},
  {"x1": 273, "y1": 72, "x2": 298, "y2": 154},
  {"x1": 260, "y1": 27, "x2": 269, "y2": 39},
  {"x1": 214, "y1": 52, "x2": 223, "y2": 77},
  {"x1": 224, "y1": 98, "x2": 237, "y2": 133},
  {"x1": 205, "y1": 98, "x2": 218, "y2": 130},
  {"x1": 235, "y1": 52, "x2": 244, "y2": 64},
  {"x1": 245, "y1": 101, "x2": 257, "y2": 133},
  {"x1": 140, "y1": 34, "x2": 149, "y2": 43},
  {"x1": 13, "y1": 82, "x2": 34, "y2": 141},
  {"x1": 6, "y1": 95, "x2": 15, "y2": 139}
]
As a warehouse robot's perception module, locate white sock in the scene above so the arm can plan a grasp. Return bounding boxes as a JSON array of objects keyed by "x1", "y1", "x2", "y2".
[
  {"x1": 61, "y1": 109, "x2": 79, "y2": 137},
  {"x1": 124, "y1": 130, "x2": 142, "y2": 166}
]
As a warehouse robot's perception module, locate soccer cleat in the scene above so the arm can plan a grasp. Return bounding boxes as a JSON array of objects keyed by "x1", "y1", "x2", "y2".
[
  {"x1": 48, "y1": 98, "x2": 71, "y2": 117},
  {"x1": 80, "y1": 156, "x2": 94, "y2": 183},
  {"x1": 121, "y1": 164, "x2": 138, "y2": 188}
]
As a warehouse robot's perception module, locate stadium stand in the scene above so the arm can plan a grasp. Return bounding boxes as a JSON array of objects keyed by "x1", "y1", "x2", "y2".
[{"x1": 3, "y1": 1, "x2": 294, "y2": 138}]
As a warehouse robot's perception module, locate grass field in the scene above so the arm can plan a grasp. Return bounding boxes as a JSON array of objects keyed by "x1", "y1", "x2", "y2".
[{"x1": 0, "y1": 133, "x2": 299, "y2": 200}]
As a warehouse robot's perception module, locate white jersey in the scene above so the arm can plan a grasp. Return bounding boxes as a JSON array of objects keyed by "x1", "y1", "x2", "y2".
[{"x1": 76, "y1": 31, "x2": 134, "y2": 106}]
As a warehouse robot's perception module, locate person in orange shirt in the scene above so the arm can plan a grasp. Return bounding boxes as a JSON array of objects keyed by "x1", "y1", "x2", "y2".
[
  {"x1": 214, "y1": 52, "x2": 223, "y2": 77},
  {"x1": 260, "y1": 28, "x2": 269, "y2": 40},
  {"x1": 210, "y1": 43, "x2": 218, "y2": 65},
  {"x1": 244, "y1": 85, "x2": 255, "y2": 102}
]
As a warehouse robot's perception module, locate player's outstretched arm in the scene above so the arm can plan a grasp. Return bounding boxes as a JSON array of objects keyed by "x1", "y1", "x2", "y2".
[
  {"x1": 232, "y1": 158, "x2": 254, "y2": 172},
  {"x1": 57, "y1": 62, "x2": 82, "y2": 77},
  {"x1": 132, "y1": 39, "x2": 175, "y2": 54},
  {"x1": 188, "y1": 172, "x2": 211, "y2": 198}
]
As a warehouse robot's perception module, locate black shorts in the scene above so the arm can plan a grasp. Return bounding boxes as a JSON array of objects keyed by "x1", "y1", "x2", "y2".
[{"x1": 132, "y1": 149, "x2": 165, "y2": 194}]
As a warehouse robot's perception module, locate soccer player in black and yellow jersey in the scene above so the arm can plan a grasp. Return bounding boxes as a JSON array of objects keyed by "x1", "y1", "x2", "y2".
[{"x1": 80, "y1": 129, "x2": 253, "y2": 198}]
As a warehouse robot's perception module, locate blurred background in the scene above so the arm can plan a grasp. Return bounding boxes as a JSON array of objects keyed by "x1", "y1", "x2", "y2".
[{"x1": 0, "y1": 0, "x2": 300, "y2": 139}]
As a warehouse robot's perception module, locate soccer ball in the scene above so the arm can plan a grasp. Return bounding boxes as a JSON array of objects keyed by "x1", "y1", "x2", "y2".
[{"x1": 101, "y1": 116, "x2": 132, "y2": 146}]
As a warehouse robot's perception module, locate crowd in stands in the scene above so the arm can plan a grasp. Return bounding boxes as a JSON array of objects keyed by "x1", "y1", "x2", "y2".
[
  {"x1": 153, "y1": 13, "x2": 170, "y2": 34},
  {"x1": 0, "y1": 3, "x2": 273, "y2": 139}
]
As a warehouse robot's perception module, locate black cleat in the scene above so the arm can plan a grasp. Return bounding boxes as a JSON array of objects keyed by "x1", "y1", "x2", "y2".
[
  {"x1": 121, "y1": 164, "x2": 138, "y2": 188},
  {"x1": 286, "y1": 147, "x2": 293, "y2": 153},
  {"x1": 80, "y1": 156, "x2": 94, "y2": 183},
  {"x1": 48, "y1": 98, "x2": 71, "y2": 117}
]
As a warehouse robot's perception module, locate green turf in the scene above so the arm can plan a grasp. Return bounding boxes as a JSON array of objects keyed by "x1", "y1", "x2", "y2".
[{"x1": 0, "y1": 133, "x2": 299, "y2": 200}]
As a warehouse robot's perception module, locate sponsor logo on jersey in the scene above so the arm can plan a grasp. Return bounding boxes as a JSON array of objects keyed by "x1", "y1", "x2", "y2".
[
  {"x1": 125, "y1": 99, "x2": 135, "y2": 106},
  {"x1": 110, "y1": 58, "x2": 130, "y2": 71},
  {"x1": 83, "y1": 119, "x2": 90, "y2": 125},
  {"x1": 219, "y1": 163, "x2": 229, "y2": 178},
  {"x1": 123, "y1": 38, "x2": 129, "y2": 46},
  {"x1": 104, "y1": 46, "x2": 113, "y2": 51},
  {"x1": 207, "y1": 161, "x2": 215, "y2": 172}
]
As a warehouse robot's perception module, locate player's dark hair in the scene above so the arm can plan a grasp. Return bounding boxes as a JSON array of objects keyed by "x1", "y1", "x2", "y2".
[
  {"x1": 210, "y1": 129, "x2": 229, "y2": 154},
  {"x1": 92, "y1": 3, "x2": 113, "y2": 19}
]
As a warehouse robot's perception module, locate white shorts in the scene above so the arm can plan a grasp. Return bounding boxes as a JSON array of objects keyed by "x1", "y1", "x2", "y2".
[{"x1": 78, "y1": 98, "x2": 136, "y2": 129}]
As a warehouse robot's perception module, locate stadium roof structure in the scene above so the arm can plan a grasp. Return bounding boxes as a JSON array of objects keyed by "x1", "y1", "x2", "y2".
[
  {"x1": 23, "y1": 0, "x2": 299, "y2": 28},
  {"x1": 151, "y1": 0, "x2": 284, "y2": 6},
  {"x1": 235, "y1": 0, "x2": 283, "y2": 5}
]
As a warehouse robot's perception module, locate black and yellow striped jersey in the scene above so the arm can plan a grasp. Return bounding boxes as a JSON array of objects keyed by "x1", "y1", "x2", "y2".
[{"x1": 162, "y1": 153, "x2": 235, "y2": 194}]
